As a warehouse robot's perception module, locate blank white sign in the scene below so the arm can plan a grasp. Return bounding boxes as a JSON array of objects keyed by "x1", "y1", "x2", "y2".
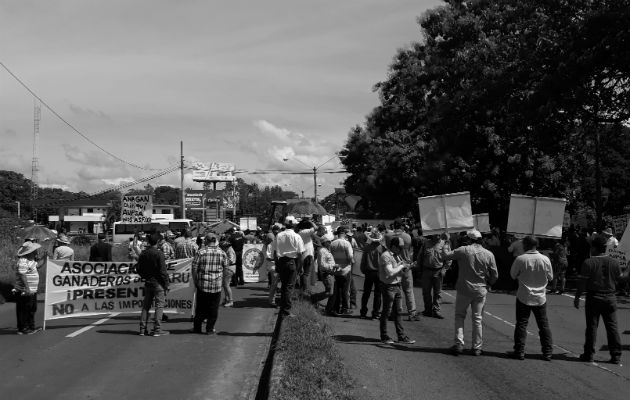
[
  {"x1": 507, "y1": 194, "x2": 566, "y2": 238},
  {"x1": 418, "y1": 192, "x2": 474, "y2": 235},
  {"x1": 473, "y1": 213, "x2": 491, "y2": 233}
]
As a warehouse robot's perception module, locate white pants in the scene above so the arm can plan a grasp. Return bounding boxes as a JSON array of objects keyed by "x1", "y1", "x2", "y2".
[{"x1": 454, "y1": 292, "x2": 486, "y2": 350}]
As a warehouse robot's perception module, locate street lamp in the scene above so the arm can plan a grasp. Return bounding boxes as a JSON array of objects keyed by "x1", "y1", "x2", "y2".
[{"x1": 283, "y1": 154, "x2": 341, "y2": 203}]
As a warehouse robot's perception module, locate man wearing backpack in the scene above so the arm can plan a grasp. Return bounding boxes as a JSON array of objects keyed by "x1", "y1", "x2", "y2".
[{"x1": 136, "y1": 233, "x2": 170, "y2": 337}]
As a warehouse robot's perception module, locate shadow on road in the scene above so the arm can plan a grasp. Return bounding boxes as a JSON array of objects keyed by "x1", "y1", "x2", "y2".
[{"x1": 234, "y1": 296, "x2": 269, "y2": 309}]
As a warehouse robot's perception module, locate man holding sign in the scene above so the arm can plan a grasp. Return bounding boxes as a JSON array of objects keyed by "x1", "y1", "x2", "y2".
[{"x1": 444, "y1": 230, "x2": 498, "y2": 356}]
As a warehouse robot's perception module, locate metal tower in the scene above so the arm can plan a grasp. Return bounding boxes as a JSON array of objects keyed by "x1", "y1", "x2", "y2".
[{"x1": 31, "y1": 99, "x2": 40, "y2": 200}]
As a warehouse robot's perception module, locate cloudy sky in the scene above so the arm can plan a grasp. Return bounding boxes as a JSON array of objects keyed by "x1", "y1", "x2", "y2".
[{"x1": 1, "y1": 0, "x2": 440, "y2": 199}]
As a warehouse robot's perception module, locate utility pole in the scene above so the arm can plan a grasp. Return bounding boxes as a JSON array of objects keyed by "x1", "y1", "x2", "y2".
[
  {"x1": 313, "y1": 167, "x2": 317, "y2": 203},
  {"x1": 31, "y1": 99, "x2": 41, "y2": 221},
  {"x1": 180, "y1": 141, "x2": 186, "y2": 219}
]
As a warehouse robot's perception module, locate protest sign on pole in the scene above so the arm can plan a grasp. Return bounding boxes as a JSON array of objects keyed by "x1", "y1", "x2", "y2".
[
  {"x1": 418, "y1": 192, "x2": 474, "y2": 236},
  {"x1": 473, "y1": 213, "x2": 491, "y2": 233},
  {"x1": 608, "y1": 221, "x2": 630, "y2": 271},
  {"x1": 506, "y1": 194, "x2": 566, "y2": 238},
  {"x1": 121, "y1": 195, "x2": 153, "y2": 223},
  {"x1": 44, "y1": 259, "x2": 194, "y2": 321},
  {"x1": 242, "y1": 243, "x2": 266, "y2": 283},
  {"x1": 611, "y1": 214, "x2": 629, "y2": 237}
]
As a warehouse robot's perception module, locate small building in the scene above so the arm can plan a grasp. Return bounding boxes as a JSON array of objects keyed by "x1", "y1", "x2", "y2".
[{"x1": 47, "y1": 199, "x2": 111, "y2": 234}]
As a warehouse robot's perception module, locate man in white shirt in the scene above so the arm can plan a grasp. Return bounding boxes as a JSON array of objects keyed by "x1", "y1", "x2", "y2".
[
  {"x1": 601, "y1": 227, "x2": 619, "y2": 251},
  {"x1": 509, "y1": 236, "x2": 554, "y2": 361},
  {"x1": 273, "y1": 216, "x2": 305, "y2": 317}
]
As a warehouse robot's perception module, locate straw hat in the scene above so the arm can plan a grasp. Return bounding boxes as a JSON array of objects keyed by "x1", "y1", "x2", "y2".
[
  {"x1": 17, "y1": 242, "x2": 41, "y2": 257},
  {"x1": 57, "y1": 234, "x2": 70, "y2": 244}
]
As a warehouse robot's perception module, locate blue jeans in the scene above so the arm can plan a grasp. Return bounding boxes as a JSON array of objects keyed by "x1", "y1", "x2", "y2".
[
  {"x1": 299, "y1": 255, "x2": 313, "y2": 296},
  {"x1": 584, "y1": 294, "x2": 622, "y2": 358},
  {"x1": 454, "y1": 292, "x2": 486, "y2": 349},
  {"x1": 312, "y1": 273, "x2": 334, "y2": 305},
  {"x1": 222, "y1": 269, "x2": 234, "y2": 304},
  {"x1": 360, "y1": 270, "x2": 382, "y2": 318},
  {"x1": 401, "y1": 268, "x2": 416, "y2": 313},
  {"x1": 380, "y1": 282, "x2": 406, "y2": 340},
  {"x1": 422, "y1": 268, "x2": 444, "y2": 314},
  {"x1": 140, "y1": 282, "x2": 166, "y2": 333},
  {"x1": 514, "y1": 299, "x2": 553, "y2": 355},
  {"x1": 326, "y1": 274, "x2": 350, "y2": 313},
  {"x1": 277, "y1": 257, "x2": 298, "y2": 315}
]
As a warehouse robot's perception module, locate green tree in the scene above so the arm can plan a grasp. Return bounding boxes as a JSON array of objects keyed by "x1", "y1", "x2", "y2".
[{"x1": 342, "y1": 0, "x2": 630, "y2": 226}]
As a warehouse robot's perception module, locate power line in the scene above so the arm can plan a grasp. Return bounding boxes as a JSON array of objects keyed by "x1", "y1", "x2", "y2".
[
  {"x1": 1, "y1": 61, "x2": 165, "y2": 171},
  {"x1": 31, "y1": 164, "x2": 180, "y2": 209}
]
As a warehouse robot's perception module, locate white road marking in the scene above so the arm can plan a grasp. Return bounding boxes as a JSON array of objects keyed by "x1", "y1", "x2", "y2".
[
  {"x1": 441, "y1": 291, "x2": 627, "y2": 380},
  {"x1": 66, "y1": 313, "x2": 121, "y2": 338}
]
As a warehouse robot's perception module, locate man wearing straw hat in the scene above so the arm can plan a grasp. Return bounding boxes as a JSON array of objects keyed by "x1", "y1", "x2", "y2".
[
  {"x1": 53, "y1": 234, "x2": 74, "y2": 261},
  {"x1": 14, "y1": 241, "x2": 42, "y2": 334}
]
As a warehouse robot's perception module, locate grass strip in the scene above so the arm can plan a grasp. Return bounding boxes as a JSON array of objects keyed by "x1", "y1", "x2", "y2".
[{"x1": 269, "y1": 300, "x2": 357, "y2": 400}]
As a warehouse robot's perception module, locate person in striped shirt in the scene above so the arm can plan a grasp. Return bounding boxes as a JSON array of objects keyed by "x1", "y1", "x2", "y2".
[{"x1": 14, "y1": 241, "x2": 42, "y2": 335}]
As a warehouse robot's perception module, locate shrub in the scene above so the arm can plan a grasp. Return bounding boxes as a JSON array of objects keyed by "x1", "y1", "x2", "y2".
[{"x1": 270, "y1": 300, "x2": 356, "y2": 400}]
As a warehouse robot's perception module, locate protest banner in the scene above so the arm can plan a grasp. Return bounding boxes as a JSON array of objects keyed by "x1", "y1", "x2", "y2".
[
  {"x1": 473, "y1": 213, "x2": 491, "y2": 233},
  {"x1": 418, "y1": 192, "x2": 474, "y2": 235},
  {"x1": 609, "y1": 222, "x2": 630, "y2": 271},
  {"x1": 242, "y1": 243, "x2": 266, "y2": 283},
  {"x1": 506, "y1": 195, "x2": 566, "y2": 238},
  {"x1": 44, "y1": 259, "x2": 194, "y2": 322},
  {"x1": 611, "y1": 214, "x2": 629, "y2": 236},
  {"x1": 121, "y1": 195, "x2": 153, "y2": 223}
]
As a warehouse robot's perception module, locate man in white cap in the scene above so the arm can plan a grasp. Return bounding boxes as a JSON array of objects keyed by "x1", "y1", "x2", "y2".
[
  {"x1": 14, "y1": 241, "x2": 42, "y2": 334},
  {"x1": 273, "y1": 216, "x2": 305, "y2": 317},
  {"x1": 444, "y1": 229, "x2": 498, "y2": 356},
  {"x1": 53, "y1": 234, "x2": 74, "y2": 261},
  {"x1": 601, "y1": 227, "x2": 618, "y2": 252}
]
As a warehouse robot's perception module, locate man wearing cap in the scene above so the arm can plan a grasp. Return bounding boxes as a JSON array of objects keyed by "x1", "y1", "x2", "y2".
[
  {"x1": 601, "y1": 227, "x2": 618, "y2": 252},
  {"x1": 89, "y1": 232, "x2": 112, "y2": 262},
  {"x1": 385, "y1": 220, "x2": 419, "y2": 321},
  {"x1": 53, "y1": 234, "x2": 74, "y2": 261},
  {"x1": 420, "y1": 234, "x2": 452, "y2": 319},
  {"x1": 444, "y1": 229, "x2": 498, "y2": 356},
  {"x1": 158, "y1": 233, "x2": 175, "y2": 261},
  {"x1": 328, "y1": 226, "x2": 354, "y2": 315},
  {"x1": 509, "y1": 236, "x2": 554, "y2": 361},
  {"x1": 137, "y1": 233, "x2": 170, "y2": 336},
  {"x1": 574, "y1": 234, "x2": 625, "y2": 364},
  {"x1": 378, "y1": 237, "x2": 415, "y2": 344},
  {"x1": 264, "y1": 224, "x2": 282, "y2": 306},
  {"x1": 229, "y1": 228, "x2": 246, "y2": 286},
  {"x1": 359, "y1": 229, "x2": 384, "y2": 319},
  {"x1": 311, "y1": 232, "x2": 336, "y2": 308},
  {"x1": 273, "y1": 216, "x2": 305, "y2": 317},
  {"x1": 175, "y1": 230, "x2": 198, "y2": 260},
  {"x1": 191, "y1": 233, "x2": 228, "y2": 334},
  {"x1": 14, "y1": 241, "x2": 42, "y2": 334}
]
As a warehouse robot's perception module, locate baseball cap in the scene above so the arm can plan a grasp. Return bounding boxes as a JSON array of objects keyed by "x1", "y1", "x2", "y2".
[{"x1": 467, "y1": 229, "x2": 482, "y2": 239}]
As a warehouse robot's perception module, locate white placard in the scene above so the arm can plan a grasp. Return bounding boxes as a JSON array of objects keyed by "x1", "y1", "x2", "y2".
[
  {"x1": 418, "y1": 192, "x2": 474, "y2": 235},
  {"x1": 473, "y1": 213, "x2": 491, "y2": 233},
  {"x1": 121, "y1": 195, "x2": 153, "y2": 224},
  {"x1": 507, "y1": 194, "x2": 566, "y2": 238}
]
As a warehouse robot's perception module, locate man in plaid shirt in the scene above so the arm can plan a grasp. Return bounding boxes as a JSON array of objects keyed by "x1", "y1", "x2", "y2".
[
  {"x1": 191, "y1": 233, "x2": 227, "y2": 334},
  {"x1": 175, "y1": 230, "x2": 198, "y2": 259}
]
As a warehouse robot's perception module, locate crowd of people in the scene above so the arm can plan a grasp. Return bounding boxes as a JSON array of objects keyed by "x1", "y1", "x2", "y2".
[{"x1": 10, "y1": 218, "x2": 627, "y2": 365}]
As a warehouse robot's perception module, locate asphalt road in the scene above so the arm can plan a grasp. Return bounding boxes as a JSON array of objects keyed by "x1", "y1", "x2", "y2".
[
  {"x1": 325, "y1": 276, "x2": 630, "y2": 400},
  {"x1": 0, "y1": 283, "x2": 276, "y2": 400}
]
